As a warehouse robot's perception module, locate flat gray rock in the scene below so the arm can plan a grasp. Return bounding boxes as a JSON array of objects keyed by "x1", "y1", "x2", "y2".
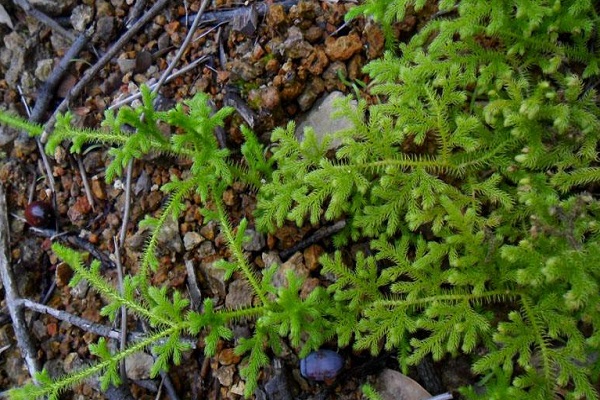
[{"x1": 295, "y1": 91, "x2": 357, "y2": 151}]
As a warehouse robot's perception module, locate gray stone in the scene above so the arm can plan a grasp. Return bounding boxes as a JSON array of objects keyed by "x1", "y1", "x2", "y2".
[
  {"x1": 0, "y1": 5, "x2": 13, "y2": 29},
  {"x1": 242, "y1": 229, "x2": 265, "y2": 252},
  {"x1": 0, "y1": 125, "x2": 18, "y2": 146},
  {"x1": 199, "y1": 259, "x2": 226, "y2": 298},
  {"x1": 134, "y1": 169, "x2": 151, "y2": 196},
  {"x1": 29, "y1": 0, "x2": 76, "y2": 15},
  {"x1": 262, "y1": 251, "x2": 282, "y2": 271},
  {"x1": 297, "y1": 77, "x2": 325, "y2": 112},
  {"x1": 70, "y1": 279, "x2": 90, "y2": 299},
  {"x1": 117, "y1": 58, "x2": 137, "y2": 74},
  {"x1": 63, "y1": 352, "x2": 86, "y2": 374},
  {"x1": 283, "y1": 26, "x2": 313, "y2": 59},
  {"x1": 183, "y1": 231, "x2": 205, "y2": 251},
  {"x1": 125, "y1": 352, "x2": 154, "y2": 380},
  {"x1": 70, "y1": 5, "x2": 93, "y2": 31},
  {"x1": 295, "y1": 91, "x2": 357, "y2": 151},
  {"x1": 32, "y1": 320, "x2": 48, "y2": 340},
  {"x1": 196, "y1": 240, "x2": 216, "y2": 258},
  {"x1": 2, "y1": 32, "x2": 26, "y2": 86},
  {"x1": 35, "y1": 59, "x2": 54, "y2": 82},
  {"x1": 375, "y1": 369, "x2": 431, "y2": 400},
  {"x1": 157, "y1": 215, "x2": 183, "y2": 254},
  {"x1": 271, "y1": 252, "x2": 308, "y2": 289},
  {"x1": 94, "y1": 17, "x2": 115, "y2": 43},
  {"x1": 214, "y1": 365, "x2": 235, "y2": 386},
  {"x1": 42, "y1": 359, "x2": 65, "y2": 379},
  {"x1": 225, "y1": 279, "x2": 254, "y2": 309}
]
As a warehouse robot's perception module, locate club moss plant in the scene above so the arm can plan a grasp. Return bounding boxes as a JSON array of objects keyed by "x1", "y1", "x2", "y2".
[{"x1": 1, "y1": 0, "x2": 600, "y2": 398}]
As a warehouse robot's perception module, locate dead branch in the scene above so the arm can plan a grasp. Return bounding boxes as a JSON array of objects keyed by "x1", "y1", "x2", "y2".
[
  {"x1": 28, "y1": 27, "x2": 94, "y2": 127},
  {"x1": 15, "y1": 298, "x2": 123, "y2": 340},
  {"x1": 0, "y1": 185, "x2": 41, "y2": 381}
]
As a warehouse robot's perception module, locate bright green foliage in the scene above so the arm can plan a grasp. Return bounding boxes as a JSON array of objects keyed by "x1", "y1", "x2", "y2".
[
  {"x1": 361, "y1": 383, "x2": 385, "y2": 400},
  {"x1": 256, "y1": 0, "x2": 600, "y2": 398},
  {"x1": 3, "y1": 0, "x2": 600, "y2": 397},
  {"x1": 1, "y1": 89, "x2": 307, "y2": 399}
]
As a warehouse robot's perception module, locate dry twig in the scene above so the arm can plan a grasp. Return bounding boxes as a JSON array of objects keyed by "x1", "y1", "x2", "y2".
[
  {"x1": 280, "y1": 219, "x2": 347, "y2": 260},
  {"x1": 113, "y1": 237, "x2": 129, "y2": 385},
  {"x1": 12, "y1": 0, "x2": 77, "y2": 42},
  {"x1": 0, "y1": 185, "x2": 41, "y2": 382}
]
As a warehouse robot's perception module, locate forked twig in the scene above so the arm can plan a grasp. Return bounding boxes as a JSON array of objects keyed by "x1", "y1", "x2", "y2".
[
  {"x1": 152, "y1": 0, "x2": 212, "y2": 94},
  {"x1": 108, "y1": 55, "x2": 209, "y2": 110},
  {"x1": 42, "y1": 0, "x2": 171, "y2": 141}
]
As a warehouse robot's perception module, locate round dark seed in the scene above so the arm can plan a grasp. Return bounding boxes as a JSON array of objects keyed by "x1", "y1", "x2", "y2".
[{"x1": 24, "y1": 201, "x2": 55, "y2": 228}]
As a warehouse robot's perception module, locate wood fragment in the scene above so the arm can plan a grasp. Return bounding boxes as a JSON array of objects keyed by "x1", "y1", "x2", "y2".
[
  {"x1": 224, "y1": 89, "x2": 258, "y2": 129},
  {"x1": 185, "y1": 257, "x2": 203, "y2": 311},
  {"x1": 231, "y1": 4, "x2": 258, "y2": 36}
]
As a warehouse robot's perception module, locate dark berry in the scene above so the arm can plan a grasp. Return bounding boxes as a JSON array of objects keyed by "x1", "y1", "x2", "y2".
[{"x1": 25, "y1": 201, "x2": 55, "y2": 228}]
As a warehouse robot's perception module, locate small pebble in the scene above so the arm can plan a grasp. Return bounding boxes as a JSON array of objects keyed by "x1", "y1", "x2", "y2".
[{"x1": 300, "y1": 350, "x2": 344, "y2": 381}]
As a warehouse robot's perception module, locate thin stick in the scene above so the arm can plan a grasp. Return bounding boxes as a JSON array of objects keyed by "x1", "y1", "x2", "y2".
[
  {"x1": 182, "y1": 0, "x2": 297, "y2": 26},
  {"x1": 279, "y1": 219, "x2": 347, "y2": 260},
  {"x1": 0, "y1": 185, "x2": 41, "y2": 381},
  {"x1": 28, "y1": 27, "x2": 94, "y2": 126},
  {"x1": 16, "y1": 298, "x2": 124, "y2": 340},
  {"x1": 12, "y1": 0, "x2": 77, "y2": 42},
  {"x1": 42, "y1": 0, "x2": 171, "y2": 141},
  {"x1": 16, "y1": 298, "x2": 197, "y2": 348},
  {"x1": 108, "y1": 55, "x2": 209, "y2": 110},
  {"x1": 118, "y1": 160, "x2": 134, "y2": 246},
  {"x1": 31, "y1": 227, "x2": 116, "y2": 269},
  {"x1": 152, "y1": 0, "x2": 212, "y2": 94},
  {"x1": 77, "y1": 155, "x2": 96, "y2": 212},
  {"x1": 113, "y1": 237, "x2": 128, "y2": 385}
]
